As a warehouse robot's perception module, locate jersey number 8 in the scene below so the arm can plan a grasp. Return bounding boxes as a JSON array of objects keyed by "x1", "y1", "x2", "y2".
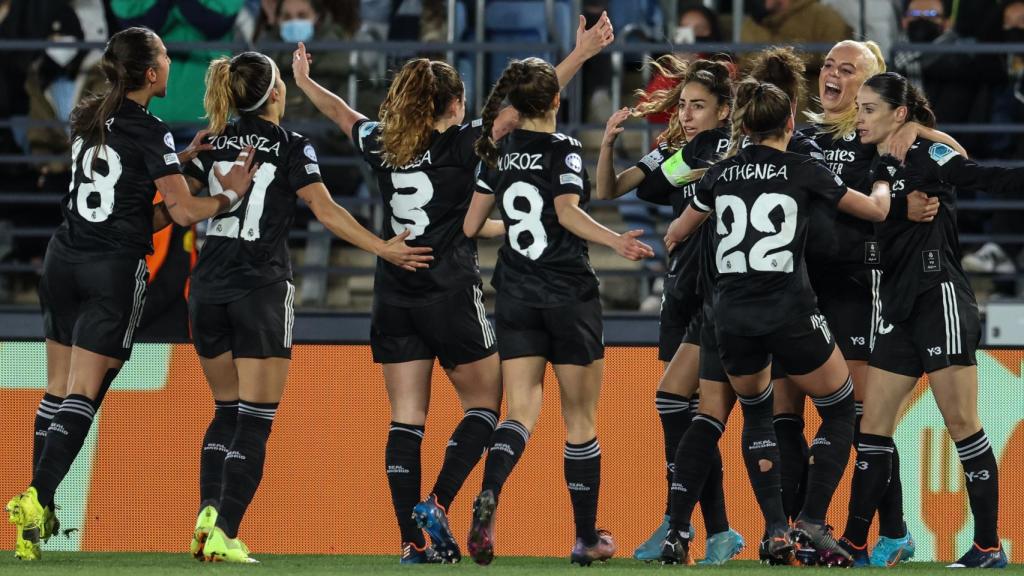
[
  {"x1": 715, "y1": 193, "x2": 797, "y2": 274},
  {"x1": 68, "y1": 138, "x2": 123, "y2": 223},
  {"x1": 504, "y1": 181, "x2": 548, "y2": 260},
  {"x1": 207, "y1": 161, "x2": 278, "y2": 240}
]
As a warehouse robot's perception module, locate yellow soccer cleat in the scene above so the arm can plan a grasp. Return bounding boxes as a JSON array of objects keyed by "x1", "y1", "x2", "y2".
[
  {"x1": 191, "y1": 506, "x2": 218, "y2": 560},
  {"x1": 40, "y1": 505, "x2": 60, "y2": 543},
  {"x1": 6, "y1": 488, "x2": 44, "y2": 561},
  {"x1": 203, "y1": 526, "x2": 258, "y2": 564}
]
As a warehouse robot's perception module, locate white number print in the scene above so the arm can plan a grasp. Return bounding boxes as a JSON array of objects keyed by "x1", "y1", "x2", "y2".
[
  {"x1": 503, "y1": 181, "x2": 548, "y2": 260},
  {"x1": 69, "y1": 138, "x2": 123, "y2": 223},
  {"x1": 207, "y1": 161, "x2": 277, "y2": 240},
  {"x1": 715, "y1": 193, "x2": 797, "y2": 274},
  {"x1": 390, "y1": 171, "x2": 433, "y2": 239}
]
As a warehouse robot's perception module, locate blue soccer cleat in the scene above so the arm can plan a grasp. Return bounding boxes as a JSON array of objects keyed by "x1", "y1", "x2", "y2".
[
  {"x1": 699, "y1": 528, "x2": 744, "y2": 565},
  {"x1": 633, "y1": 515, "x2": 670, "y2": 561},
  {"x1": 947, "y1": 544, "x2": 1008, "y2": 569},
  {"x1": 839, "y1": 536, "x2": 871, "y2": 567},
  {"x1": 870, "y1": 531, "x2": 916, "y2": 567},
  {"x1": 412, "y1": 494, "x2": 461, "y2": 563},
  {"x1": 399, "y1": 542, "x2": 443, "y2": 564}
]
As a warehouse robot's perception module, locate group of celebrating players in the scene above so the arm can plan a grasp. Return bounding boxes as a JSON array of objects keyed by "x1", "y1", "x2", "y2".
[{"x1": 3, "y1": 8, "x2": 1017, "y2": 570}]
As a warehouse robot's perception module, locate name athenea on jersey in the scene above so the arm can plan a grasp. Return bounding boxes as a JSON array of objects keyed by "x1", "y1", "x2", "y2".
[
  {"x1": 497, "y1": 152, "x2": 544, "y2": 171},
  {"x1": 718, "y1": 163, "x2": 788, "y2": 182},
  {"x1": 209, "y1": 133, "x2": 281, "y2": 156}
]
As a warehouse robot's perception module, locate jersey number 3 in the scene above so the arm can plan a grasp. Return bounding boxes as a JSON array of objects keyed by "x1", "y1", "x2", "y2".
[
  {"x1": 715, "y1": 193, "x2": 797, "y2": 273},
  {"x1": 207, "y1": 161, "x2": 278, "y2": 240},
  {"x1": 390, "y1": 171, "x2": 433, "y2": 240}
]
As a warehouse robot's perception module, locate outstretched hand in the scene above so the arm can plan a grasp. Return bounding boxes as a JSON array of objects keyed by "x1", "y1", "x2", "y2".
[
  {"x1": 603, "y1": 107, "x2": 631, "y2": 147},
  {"x1": 575, "y1": 11, "x2": 614, "y2": 60},
  {"x1": 292, "y1": 41, "x2": 313, "y2": 82},
  {"x1": 616, "y1": 229, "x2": 655, "y2": 261}
]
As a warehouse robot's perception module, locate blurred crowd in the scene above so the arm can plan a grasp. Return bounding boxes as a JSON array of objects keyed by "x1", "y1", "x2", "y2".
[{"x1": 1, "y1": 0, "x2": 1023, "y2": 309}]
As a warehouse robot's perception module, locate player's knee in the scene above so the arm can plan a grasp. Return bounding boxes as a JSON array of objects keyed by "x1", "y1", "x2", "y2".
[{"x1": 943, "y1": 413, "x2": 981, "y2": 442}]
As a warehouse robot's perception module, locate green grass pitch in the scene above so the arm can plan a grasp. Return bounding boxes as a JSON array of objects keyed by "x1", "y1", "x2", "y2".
[{"x1": 0, "y1": 554, "x2": 1020, "y2": 575}]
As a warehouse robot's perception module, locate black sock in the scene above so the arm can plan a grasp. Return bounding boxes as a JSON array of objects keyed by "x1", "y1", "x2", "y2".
[
  {"x1": 878, "y1": 445, "x2": 906, "y2": 538},
  {"x1": 481, "y1": 420, "x2": 530, "y2": 496},
  {"x1": 955, "y1": 429, "x2": 1000, "y2": 549},
  {"x1": 385, "y1": 421, "x2": 425, "y2": 546},
  {"x1": 670, "y1": 414, "x2": 724, "y2": 532},
  {"x1": 431, "y1": 408, "x2": 498, "y2": 510},
  {"x1": 656, "y1": 391, "x2": 690, "y2": 516},
  {"x1": 32, "y1": 395, "x2": 96, "y2": 508},
  {"x1": 33, "y1": 393, "x2": 64, "y2": 470},
  {"x1": 843, "y1": 433, "x2": 893, "y2": 547},
  {"x1": 773, "y1": 413, "x2": 808, "y2": 522},
  {"x1": 738, "y1": 384, "x2": 787, "y2": 530},
  {"x1": 699, "y1": 441, "x2": 730, "y2": 535},
  {"x1": 217, "y1": 401, "x2": 276, "y2": 539},
  {"x1": 199, "y1": 400, "x2": 238, "y2": 509},
  {"x1": 799, "y1": 377, "x2": 855, "y2": 524},
  {"x1": 564, "y1": 438, "x2": 601, "y2": 547}
]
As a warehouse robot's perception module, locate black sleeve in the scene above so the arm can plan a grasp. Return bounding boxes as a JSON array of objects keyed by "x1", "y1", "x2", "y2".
[
  {"x1": 932, "y1": 146, "x2": 1024, "y2": 197},
  {"x1": 808, "y1": 161, "x2": 849, "y2": 207},
  {"x1": 634, "y1": 145, "x2": 666, "y2": 176},
  {"x1": 136, "y1": 118, "x2": 183, "y2": 181},
  {"x1": 454, "y1": 118, "x2": 485, "y2": 167},
  {"x1": 287, "y1": 136, "x2": 324, "y2": 192},
  {"x1": 351, "y1": 118, "x2": 381, "y2": 165},
  {"x1": 689, "y1": 165, "x2": 719, "y2": 213},
  {"x1": 475, "y1": 162, "x2": 495, "y2": 195},
  {"x1": 551, "y1": 138, "x2": 586, "y2": 197}
]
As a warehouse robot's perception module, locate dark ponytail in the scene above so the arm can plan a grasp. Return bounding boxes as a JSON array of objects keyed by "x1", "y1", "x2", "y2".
[
  {"x1": 862, "y1": 71, "x2": 936, "y2": 128},
  {"x1": 727, "y1": 78, "x2": 791, "y2": 157},
  {"x1": 70, "y1": 27, "x2": 160, "y2": 149},
  {"x1": 748, "y1": 46, "x2": 806, "y2": 110},
  {"x1": 475, "y1": 57, "x2": 559, "y2": 168}
]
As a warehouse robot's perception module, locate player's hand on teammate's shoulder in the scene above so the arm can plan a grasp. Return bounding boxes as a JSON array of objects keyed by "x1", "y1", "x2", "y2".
[
  {"x1": 215, "y1": 146, "x2": 259, "y2": 201},
  {"x1": 178, "y1": 129, "x2": 213, "y2": 165},
  {"x1": 615, "y1": 229, "x2": 655, "y2": 261},
  {"x1": 380, "y1": 229, "x2": 434, "y2": 272}
]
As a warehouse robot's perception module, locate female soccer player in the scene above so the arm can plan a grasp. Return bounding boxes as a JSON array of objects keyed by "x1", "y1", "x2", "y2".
[
  {"x1": 293, "y1": 13, "x2": 614, "y2": 563},
  {"x1": 844, "y1": 71, "x2": 1020, "y2": 569},
  {"x1": 597, "y1": 57, "x2": 742, "y2": 565},
  {"x1": 463, "y1": 57, "x2": 654, "y2": 567},
  {"x1": 663, "y1": 78, "x2": 893, "y2": 566},
  {"x1": 6, "y1": 27, "x2": 255, "y2": 561},
  {"x1": 184, "y1": 51, "x2": 431, "y2": 563}
]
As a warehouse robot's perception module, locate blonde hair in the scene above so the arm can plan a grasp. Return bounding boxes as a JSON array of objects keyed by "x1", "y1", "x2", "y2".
[
  {"x1": 204, "y1": 52, "x2": 277, "y2": 134},
  {"x1": 631, "y1": 54, "x2": 692, "y2": 150},
  {"x1": 378, "y1": 58, "x2": 463, "y2": 168},
  {"x1": 805, "y1": 40, "x2": 886, "y2": 137}
]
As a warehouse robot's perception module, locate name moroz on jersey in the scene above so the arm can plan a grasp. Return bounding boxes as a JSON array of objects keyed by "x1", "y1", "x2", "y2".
[
  {"x1": 477, "y1": 130, "x2": 598, "y2": 307},
  {"x1": 51, "y1": 99, "x2": 183, "y2": 263},
  {"x1": 636, "y1": 128, "x2": 730, "y2": 300},
  {"x1": 184, "y1": 116, "x2": 323, "y2": 304},
  {"x1": 352, "y1": 118, "x2": 484, "y2": 307},
  {"x1": 691, "y1": 144, "x2": 849, "y2": 335},
  {"x1": 870, "y1": 138, "x2": 1024, "y2": 323}
]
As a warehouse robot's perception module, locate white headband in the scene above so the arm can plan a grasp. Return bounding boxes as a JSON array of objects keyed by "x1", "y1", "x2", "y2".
[{"x1": 241, "y1": 54, "x2": 277, "y2": 112}]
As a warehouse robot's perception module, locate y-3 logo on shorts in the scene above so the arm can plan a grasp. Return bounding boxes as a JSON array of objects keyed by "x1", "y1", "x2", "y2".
[
  {"x1": 850, "y1": 336, "x2": 866, "y2": 346},
  {"x1": 811, "y1": 314, "x2": 832, "y2": 343},
  {"x1": 927, "y1": 346, "x2": 943, "y2": 357}
]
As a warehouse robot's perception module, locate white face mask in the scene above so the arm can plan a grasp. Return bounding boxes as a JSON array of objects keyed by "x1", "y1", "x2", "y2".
[
  {"x1": 46, "y1": 34, "x2": 78, "y2": 68},
  {"x1": 673, "y1": 26, "x2": 695, "y2": 44}
]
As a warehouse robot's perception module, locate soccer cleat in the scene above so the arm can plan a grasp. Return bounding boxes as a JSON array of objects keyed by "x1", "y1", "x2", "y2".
[
  {"x1": 947, "y1": 543, "x2": 1008, "y2": 568},
  {"x1": 190, "y1": 505, "x2": 218, "y2": 561},
  {"x1": 699, "y1": 528, "x2": 745, "y2": 565},
  {"x1": 660, "y1": 528, "x2": 694, "y2": 565},
  {"x1": 7, "y1": 488, "x2": 44, "y2": 561},
  {"x1": 792, "y1": 520, "x2": 853, "y2": 567},
  {"x1": 202, "y1": 526, "x2": 258, "y2": 563},
  {"x1": 795, "y1": 538, "x2": 820, "y2": 567},
  {"x1": 870, "y1": 532, "x2": 916, "y2": 567},
  {"x1": 400, "y1": 541, "x2": 443, "y2": 564},
  {"x1": 839, "y1": 537, "x2": 871, "y2": 567},
  {"x1": 412, "y1": 494, "x2": 461, "y2": 563},
  {"x1": 570, "y1": 529, "x2": 616, "y2": 566},
  {"x1": 40, "y1": 505, "x2": 60, "y2": 543},
  {"x1": 759, "y1": 526, "x2": 797, "y2": 566},
  {"x1": 633, "y1": 514, "x2": 670, "y2": 561},
  {"x1": 467, "y1": 490, "x2": 496, "y2": 566}
]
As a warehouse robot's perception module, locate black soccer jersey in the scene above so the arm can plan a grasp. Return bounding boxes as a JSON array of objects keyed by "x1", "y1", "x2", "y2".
[
  {"x1": 801, "y1": 125, "x2": 879, "y2": 271},
  {"x1": 184, "y1": 116, "x2": 322, "y2": 304},
  {"x1": 352, "y1": 118, "x2": 483, "y2": 306},
  {"x1": 635, "y1": 128, "x2": 731, "y2": 299},
  {"x1": 477, "y1": 129, "x2": 599, "y2": 307},
  {"x1": 50, "y1": 99, "x2": 183, "y2": 263},
  {"x1": 691, "y1": 144, "x2": 848, "y2": 335},
  {"x1": 870, "y1": 138, "x2": 1024, "y2": 323}
]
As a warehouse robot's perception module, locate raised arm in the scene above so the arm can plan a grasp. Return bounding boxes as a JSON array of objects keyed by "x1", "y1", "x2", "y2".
[
  {"x1": 156, "y1": 147, "x2": 257, "y2": 226},
  {"x1": 297, "y1": 182, "x2": 433, "y2": 271},
  {"x1": 554, "y1": 193, "x2": 653, "y2": 261},
  {"x1": 596, "y1": 107, "x2": 646, "y2": 200},
  {"x1": 555, "y1": 11, "x2": 614, "y2": 89},
  {"x1": 888, "y1": 122, "x2": 968, "y2": 163},
  {"x1": 291, "y1": 42, "x2": 366, "y2": 140}
]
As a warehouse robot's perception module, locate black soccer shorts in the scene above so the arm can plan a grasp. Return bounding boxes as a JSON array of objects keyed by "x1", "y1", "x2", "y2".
[
  {"x1": 699, "y1": 303, "x2": 728, "y2": 383},
  {"x1": 494, "y1": 292, "x2": 604, "y2": 366},
  {"x1": 869, "y1": 280, "x2": 980, "y2": 378},
  {"x1": 814, "y1": 269, "x2": 875, "y2": 362},
  {"x1": 190, "y1": 280, "x2": 296, "y2": 360},
  {"x1": 659, "y1": 289, "x2": 702, "y2": 362},
  {"x1": 39, "y1": 251, "x2": 149, "y2": 362},
  {"x1": 370, "y1": 282, "x2": 497, "y2": 369},
  {"x1": 717, "y1": 309, "x2": 838, "y2": 377}
]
